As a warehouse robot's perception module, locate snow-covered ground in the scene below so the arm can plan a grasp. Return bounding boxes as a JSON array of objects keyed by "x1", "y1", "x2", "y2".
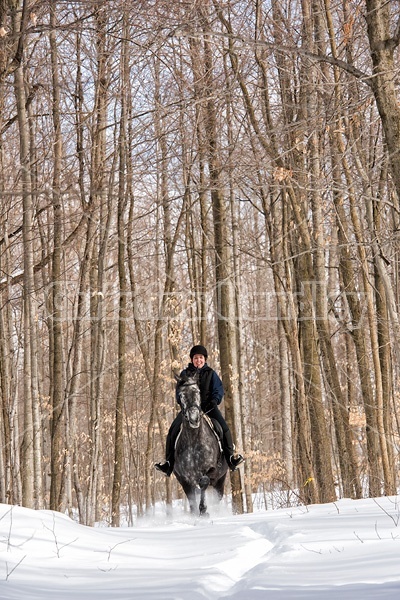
[{"x1": 0, "y1": 495, "x2": 399, "y2": 599}]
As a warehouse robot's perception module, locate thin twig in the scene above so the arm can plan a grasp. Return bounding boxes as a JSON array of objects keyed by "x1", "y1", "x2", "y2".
[
  {"x1": 6, "y1": 556, "x2": 26, "y2": 581},
  {"x1": 107, "y1": 539, "x2": 135, "y2": 562},
  {"x1": 354, "y1": 531, "x2": 364, "y2": 544},
  {"x1": 373, "y1": 498, "x2": 400, "y2": 527}
]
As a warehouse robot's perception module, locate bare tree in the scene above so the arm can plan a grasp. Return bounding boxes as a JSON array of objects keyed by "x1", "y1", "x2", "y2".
[
  {"x1": 49, "y1": 0, "x2": 64, "y2": 513},
  {"x1": 111, "y1": 10, "x2": 129, "y2": 526},
  {"x1": 11, "y1": 0, "x2": 42, "y2": 509}
]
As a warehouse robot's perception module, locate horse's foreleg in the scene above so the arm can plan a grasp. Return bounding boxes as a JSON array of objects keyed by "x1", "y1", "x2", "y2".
[
  {"x1": 181, "y1": 481, "x2": 197, "y2": 514},
  {"x1": 199, "y1": 475, "x2": 210, "y2": 516},
  {"x1": 188, "y1": 496, "x2": 197, "y2": 514}
]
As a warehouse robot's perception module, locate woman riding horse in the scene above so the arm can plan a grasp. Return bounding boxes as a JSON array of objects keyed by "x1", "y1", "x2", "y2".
[{"x1": 155, "y1": 345, "x2": 244, "y2": 476}]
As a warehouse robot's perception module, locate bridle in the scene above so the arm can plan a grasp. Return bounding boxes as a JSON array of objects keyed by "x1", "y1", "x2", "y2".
[{"x1": 179, "y1": 381, "x2": 203, "y2": 429}]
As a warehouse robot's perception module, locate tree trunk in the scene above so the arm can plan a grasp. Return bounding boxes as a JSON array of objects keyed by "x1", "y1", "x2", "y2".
[
  {"x1": 334, "y1": 184, "x2": 382, "y2": 497},
  {"x1": 12, "y1": 0, "x2": 41, "y2": 508},
  {"x1": 0, "y1": 230, "x2": 14, "y2": 502},
  {"x1": 365, "y1": 0, "x2": 400, "y2": 201},
  {"x1": 188, "y1": 32, "x2": 211, "y2": 345},
  {"x1": 322, "y1": 2, "x2": 363, "y2": 498},
  {"x1": 86, "y1": 3, "x2": 109, "y2": 526},
  {"x1": 111, "y1": 14, "x2": 128, "y2": 525},
  {"x1": 200, "y1": 7, "x2": 244, "y2": 513},
  {"x1": 49, "y1": 0, "x2": 65, "y2": 513}
]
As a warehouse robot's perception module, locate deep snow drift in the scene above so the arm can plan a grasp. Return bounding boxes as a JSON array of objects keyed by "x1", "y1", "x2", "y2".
[{"x1": 0, "y1": 495, "x2": 400, "y2": 599}]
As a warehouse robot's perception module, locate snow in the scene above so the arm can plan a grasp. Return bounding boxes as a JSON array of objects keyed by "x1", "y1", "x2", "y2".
[{"x1": 0, "y1": 495, "x2": 400, "y2": 599}]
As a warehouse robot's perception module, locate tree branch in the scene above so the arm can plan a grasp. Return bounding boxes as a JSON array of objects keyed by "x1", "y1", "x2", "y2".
[
  {"x1": 0, "y1": 83, "x2": 42, "y2": 136},
  {"x1": 0, "y1": 212, "x2": 88, "y2": 291},
  {"x1": 302, "y1": 50, "x2": 372, "y2": 87},
  {"x1": 203, "y1": 11, "x2": 373, "y2": 88}
]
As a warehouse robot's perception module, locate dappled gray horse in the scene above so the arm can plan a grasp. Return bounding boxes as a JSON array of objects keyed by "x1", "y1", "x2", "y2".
[{"x1": 173, "y1": 374, "x2": 228, "y2": 516}]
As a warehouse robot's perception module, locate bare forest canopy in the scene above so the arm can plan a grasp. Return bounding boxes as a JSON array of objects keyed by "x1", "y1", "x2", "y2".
[{"x1": 1, "y1": 0, "x2": 400, "y2": 526}]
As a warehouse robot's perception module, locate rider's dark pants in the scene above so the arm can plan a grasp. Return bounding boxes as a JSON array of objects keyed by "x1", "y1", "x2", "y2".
[{"x1": 165, "y1": 406, "x2": 234, "y2": 467}]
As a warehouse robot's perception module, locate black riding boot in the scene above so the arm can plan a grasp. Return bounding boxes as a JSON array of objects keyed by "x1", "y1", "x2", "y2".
[
  {"x1": 223, "y1": 429, "x2": 244, "y2": 471},
  {"x1": 155, "y1": 460, "x2": 173, "y2": 476},
  {"x1": 155, "y1": 414, "x2": 181, "y2": 476},
  {"x1": 155, "y1": 435, "x2": 175, "y2": 476}
]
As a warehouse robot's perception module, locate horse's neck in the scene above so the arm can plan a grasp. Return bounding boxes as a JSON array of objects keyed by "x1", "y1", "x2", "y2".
[{"x1": 181, "y1": 419, "x2": 203, "y2": 438}]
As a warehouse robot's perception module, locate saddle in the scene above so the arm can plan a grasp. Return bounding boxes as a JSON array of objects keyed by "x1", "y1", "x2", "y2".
[{"x1": 203, "y1": 414, "x2": 223, "y2": 447}]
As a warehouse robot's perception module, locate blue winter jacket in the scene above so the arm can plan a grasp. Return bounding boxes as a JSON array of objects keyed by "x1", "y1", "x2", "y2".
[{"x1": 176, "y1": 362, "x2": 224, "y2": 409}]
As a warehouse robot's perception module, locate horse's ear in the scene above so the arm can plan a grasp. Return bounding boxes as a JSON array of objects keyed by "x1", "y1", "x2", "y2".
[{"x1": 173, "y1": 372, "x2": 182, "y2": 385}]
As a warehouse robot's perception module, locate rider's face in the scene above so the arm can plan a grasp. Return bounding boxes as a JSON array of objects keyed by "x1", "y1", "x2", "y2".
[{"x1": 192, "y1": 354, "x2": 205, "y2": 368}]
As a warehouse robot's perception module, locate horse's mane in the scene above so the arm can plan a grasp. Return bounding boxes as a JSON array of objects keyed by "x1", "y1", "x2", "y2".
[{"x1": 175, "y1": 372, "x2": 199, "y2": 389}]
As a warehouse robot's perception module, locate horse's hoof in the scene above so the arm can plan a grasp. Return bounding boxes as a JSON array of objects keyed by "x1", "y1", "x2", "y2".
[{"x1": 200, "y1": 510, "x2": 209, "y2": 518}]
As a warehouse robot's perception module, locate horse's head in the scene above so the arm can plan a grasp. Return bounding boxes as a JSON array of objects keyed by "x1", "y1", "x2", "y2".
[{"x1": 175, "y1": 373, "x2": 202, "y2": 428}]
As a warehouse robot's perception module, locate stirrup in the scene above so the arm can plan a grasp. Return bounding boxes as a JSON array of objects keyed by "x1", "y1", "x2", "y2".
[
  {"x1": 155, "y1": 461, "x2": 173, "y2": 476},
  {"x1": 229, "y1": 454, "x2": 244, "y2": 471}
]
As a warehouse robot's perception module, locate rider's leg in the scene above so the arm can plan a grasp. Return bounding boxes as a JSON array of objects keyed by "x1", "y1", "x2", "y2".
[
  {"x1": 155, "y1": 413, "x2": 182, "y2": 476},
  {"x1": 223, "y1": 428, "x2": 245, "y2": 470},
  {"x1": 206, "y1": 406, "x2": 244, "y2": 471}
]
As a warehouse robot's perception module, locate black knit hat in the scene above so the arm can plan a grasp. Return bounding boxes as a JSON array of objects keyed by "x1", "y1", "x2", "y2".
[{"x1": 190, "y1": 345, "x2": 208, "y2": 360}]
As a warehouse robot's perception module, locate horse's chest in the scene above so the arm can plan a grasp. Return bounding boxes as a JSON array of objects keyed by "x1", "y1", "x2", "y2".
[
  {"x1": 180, "y1": 443, "x2": 208, "y2": 469},
  {"x1": 176, "y1": 435, "x2": 214, "y2": 472}
]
